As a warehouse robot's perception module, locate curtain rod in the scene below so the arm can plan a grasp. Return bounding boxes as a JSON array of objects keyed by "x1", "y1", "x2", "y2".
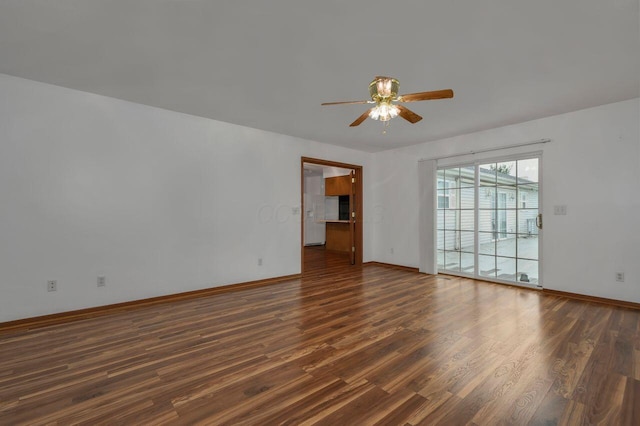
[{"x1": 418, "y1": 138, "x2": 551, "y2": 162}]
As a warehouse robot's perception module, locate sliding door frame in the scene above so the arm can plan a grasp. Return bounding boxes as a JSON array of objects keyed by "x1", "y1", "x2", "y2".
[{"x1": 437, "y1": 151, "x2": 543, "y2": 288}]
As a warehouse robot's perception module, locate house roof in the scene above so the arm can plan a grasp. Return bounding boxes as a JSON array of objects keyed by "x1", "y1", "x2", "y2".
[
  {"x1": 440, "y1": 166, "x2": 538, "y2": 185},
  {"x1": 0, "y1": 1, "x2": 638, "y2": 153}
]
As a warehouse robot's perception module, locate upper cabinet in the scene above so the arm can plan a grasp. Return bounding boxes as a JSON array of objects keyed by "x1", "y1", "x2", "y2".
[{"x1": 325, "y1": 175, "x2": 351, "y2": 195}]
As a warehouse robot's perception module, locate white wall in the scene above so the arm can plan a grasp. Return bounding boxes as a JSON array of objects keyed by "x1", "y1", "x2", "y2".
[
  {"x1": 0, "y1": 74, "x2": 372, "y2": 322},
  {"x1": 372, "y1": 98, "x2": 640, "y2": 303},
  {"x1": 2, "y1": 72, "x2": 637, "y2": 322}
]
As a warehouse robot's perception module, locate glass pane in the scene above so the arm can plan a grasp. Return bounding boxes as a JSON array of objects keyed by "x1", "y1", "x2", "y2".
[
  {"x1": 496, "y1": 257, "x2": 516, "y2": 282},
  {"x1": 437, "y1": 210, "x2": 445, "y2": 230},
  {"x1": 496, "y1": 234, "x2": 517, "y2": 257},
  {"x1": 517, "y1": 234, "x2": 538, "y2": 260},
  {"x1": 480, "y1": 164, "x2": 496, "y2": 184},
  {"x1": 461, "y1": 252, "x2": 475, "y2": 273},
  {"x1": 437, "y1": 169, "x2": 446, "y2": 187},
  {"x1": 498, "y1": 181, "x2": 517, "y2": 192},
  {"x1": 444, "y1": 231, "x2": 458, "y2": 250},
  {"x1": 505, "y1": 210, "x2": 517, "y2": 235},
  {"x1": 444, "y1": 251, "x2": 460, "y2": 272},
  {"x1": 517, "y1": 158, "x2": 539, "y2": 183},
  {"x1": 493, "y1": 209, "x2": 516, "y2": 237},
  {"x1": 459, "y1": 231, "x2": 475, "y2": 253},
  {"x1": 478, "y1": 232, "x2": 495, "y2": 254},
  {"x1": 444, "y1": 210, "x2": 458, "y2": 231},
  {"x1": 445, "y1": 168, "x2": 460, "y2": 184},
  {"x1": 496, "y1": 161, "x2": 517, "y2": 180},
  {"x1": 479, "y1": 187, "x2": 496, "y2": 208},
  {"x1": 497, "y1": 188, "x2": 518, "y2": 208},
  {"x1": 437, "y1": 250, "x2": 445, "y2": 270},
  {"x1": 459, "y1": 166, "x2": 475, "y2": 187},
  {"x1": 518, "y1": 209, "x2": 539, "y2": 235},
  {"x1": 517, "y1": 184, "x2": 539, "y2": 209},
  {"x1": 449, "y1": 187, "x2": 459, "y2": 209},
  {"x1": 460, "y1": 210, "x2": 474, "y2": 231},
  {"x1": 496, "y1": 192, "x2": 507, "y2": 209},
  {"x1": 478, "y1": 210, "x2": 495, "y2": 233},
  {"x1": 437, "y1": 230, "x2": 445, "y2": 250},
  {"x1": 479, "y1": 255, "x2": 496, "y2": 278},
  {"x1": 437, "y1": 190, "x2": 449, "y2": 209},
  {"x1": 517, "y1": 259, "x2": 539, "y2": 284},
  {"x1": 460, "y1": 187, "x2": 474, "y2": 209}
]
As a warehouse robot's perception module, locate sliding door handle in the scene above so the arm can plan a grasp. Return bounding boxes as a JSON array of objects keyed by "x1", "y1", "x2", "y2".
[{"x1": 536, "y1": 213, "x2": 543, "y2": 229}]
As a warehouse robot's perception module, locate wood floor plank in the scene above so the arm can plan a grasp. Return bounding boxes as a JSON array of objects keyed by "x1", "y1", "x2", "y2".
[
  {"x1": 0, "y1": 247, "x2": 639, "y2": 424},
  {"x1": 529, "y1": 389, "x2": 570, "y2": 426},
  {"x1": 621, "y1": 377, "x2": 640, "y2": 425}
]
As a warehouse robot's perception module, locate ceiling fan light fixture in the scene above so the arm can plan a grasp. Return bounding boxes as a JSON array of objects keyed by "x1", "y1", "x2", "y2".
[
  {"x1": 322, "y1": 76, "x2": 452, "y2": 127},
  {"x1": 369, "y1": 101, "x2": 399, "y2": 121}
]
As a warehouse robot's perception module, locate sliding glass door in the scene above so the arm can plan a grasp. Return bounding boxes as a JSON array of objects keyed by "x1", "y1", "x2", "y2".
[
  {"x1": 437, "y1": 166, "x2": 475, "y2": 274},
  {"x1": 437, "y1": 156, "x2": 541, "y2": 286}
]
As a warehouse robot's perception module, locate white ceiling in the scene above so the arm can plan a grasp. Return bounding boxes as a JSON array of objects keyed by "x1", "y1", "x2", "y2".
[{"x1": 1, "y1": 1, "x2": 638, "y2": 153}]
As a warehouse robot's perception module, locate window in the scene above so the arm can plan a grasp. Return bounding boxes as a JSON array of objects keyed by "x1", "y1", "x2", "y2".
[{"x1": 438, "y1": 194, "x2": 450, "y2": 209}]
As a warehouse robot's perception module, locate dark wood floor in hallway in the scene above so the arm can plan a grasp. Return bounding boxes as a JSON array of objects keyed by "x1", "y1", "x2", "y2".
[{"x1": 1, "y1": 253, "x2": 639, "y2": 424}]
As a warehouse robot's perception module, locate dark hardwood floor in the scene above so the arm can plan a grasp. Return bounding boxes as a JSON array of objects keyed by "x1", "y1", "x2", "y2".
[
  {"x1": 303, "y1": 245, "x2": 352, "y2": 275},
  {"x1": 1, "y1": 250, "x2": 639, "y2": 424}
]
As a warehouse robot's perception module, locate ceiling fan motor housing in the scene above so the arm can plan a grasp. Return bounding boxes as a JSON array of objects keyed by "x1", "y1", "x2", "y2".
[{"x1": 369, "y1": 76, "x2": 399, "y2": 102}]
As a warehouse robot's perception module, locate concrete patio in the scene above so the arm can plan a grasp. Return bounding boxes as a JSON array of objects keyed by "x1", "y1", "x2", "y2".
[{"x1": 439, "y1": 236, "x2": 539, "y2": 284}]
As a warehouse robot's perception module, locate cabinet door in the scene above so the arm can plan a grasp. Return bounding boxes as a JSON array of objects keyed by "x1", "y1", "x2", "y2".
[
  {"x1": 326, "y1": 223, "x2": 351, "y2": 252},
  {"x1": 325, "y1": 175, "x2": 351, "y2": 195}
]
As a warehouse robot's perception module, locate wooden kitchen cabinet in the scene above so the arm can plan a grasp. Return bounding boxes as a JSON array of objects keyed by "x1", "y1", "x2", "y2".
[{"x1": 325, "y1": 175, "x2": 351, "y2": 196}]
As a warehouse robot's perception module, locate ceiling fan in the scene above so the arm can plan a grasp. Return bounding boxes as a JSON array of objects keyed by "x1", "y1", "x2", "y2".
[{"x1": 321, "y1": 76, "x2": 454, "y2": 127}]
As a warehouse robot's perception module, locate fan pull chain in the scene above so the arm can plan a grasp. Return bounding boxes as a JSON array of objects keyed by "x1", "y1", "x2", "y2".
[{"x1": 382, "y1": 120, "x2": 391, "y2": 134}]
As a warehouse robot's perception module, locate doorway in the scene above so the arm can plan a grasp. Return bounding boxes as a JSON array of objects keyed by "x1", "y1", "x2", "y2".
[
  {"x1": 301, "y1": 157, "x2": 363, "y2": 275},
  {"x1": 437, "y1": 155, "x2": 541, "y2": 286}
]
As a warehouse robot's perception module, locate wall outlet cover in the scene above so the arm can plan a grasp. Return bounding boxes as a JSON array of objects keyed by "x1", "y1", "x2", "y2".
[{"x1": 553, "y1": 205, "x2": 567, "y2": 215}]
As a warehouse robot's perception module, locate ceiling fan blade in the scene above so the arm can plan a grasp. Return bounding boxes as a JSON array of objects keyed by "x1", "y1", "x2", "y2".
[
  {"x1": 397, "y1": 89, "x2": 454, "y2": 102},
  {"x1": 321, "y1": 100, "x2": 371, "y2": 106},
  {"x1": 349, "y1": 109, "x2": 372, "y2": 127},
  {"x1": 397, "y1": 105, "x2": 423, "y2": 123}
]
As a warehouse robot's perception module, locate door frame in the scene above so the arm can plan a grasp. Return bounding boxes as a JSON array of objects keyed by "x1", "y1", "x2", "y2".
[
  {"x1": 437, "y1": 152, "x2": 543, "y2": 288},
  {"x1": 301, "y1": 157, "x2": 363, "y2": 274}
]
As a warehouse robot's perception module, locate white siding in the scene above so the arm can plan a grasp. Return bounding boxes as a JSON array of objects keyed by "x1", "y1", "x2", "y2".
[{"x1": 438, "y1": 168, "x2": 539, "y2": 258}]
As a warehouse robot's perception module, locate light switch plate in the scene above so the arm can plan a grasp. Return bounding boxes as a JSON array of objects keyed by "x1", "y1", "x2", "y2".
[{"x1": 553, "y1": 205, "x2": 567, "y2": 215}]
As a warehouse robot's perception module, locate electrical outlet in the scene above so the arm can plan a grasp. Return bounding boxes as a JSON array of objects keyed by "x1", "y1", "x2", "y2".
[
  {"x1": 47, "y1": 280, "x2": 57, "y2": 292},
  {"x1": 615, "y1": 272, "x2": 625, "y2": 282},
  {"x1": 258, "y1": 258, "x2": 263, "y2": 266},
  {"x1": 97, "y1": 276, "x2": 106, "y2": 287},
  {"x1": 390, "y1": 248, "x2": 394, "y2": 254}
]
